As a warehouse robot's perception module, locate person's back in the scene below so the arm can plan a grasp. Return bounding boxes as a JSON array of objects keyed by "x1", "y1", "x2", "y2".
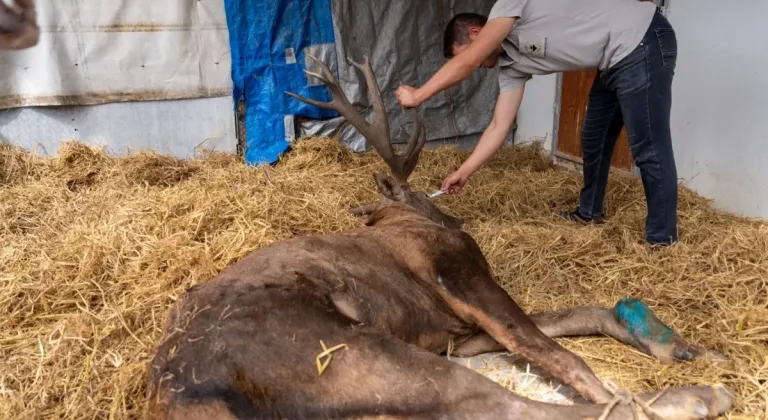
[{"x1": 491, "y1": 0, "x2": 657, "y2": 86}]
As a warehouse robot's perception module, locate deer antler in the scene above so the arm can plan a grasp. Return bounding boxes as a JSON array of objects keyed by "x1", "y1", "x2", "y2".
[{"x1": 286, "y1": 55, "x2": 426, "y2": 185}]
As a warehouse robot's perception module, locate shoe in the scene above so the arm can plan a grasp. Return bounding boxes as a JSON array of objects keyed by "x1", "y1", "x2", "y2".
[
  {"x1": 647, "y1": 240, "x2": 677, "y2": 250},
  {"x1": 558, "y1": 208, "x2": 605, "y2": 225}
]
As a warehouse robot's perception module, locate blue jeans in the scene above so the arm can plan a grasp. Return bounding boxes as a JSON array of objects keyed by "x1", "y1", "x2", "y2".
[{"x1": 578, "y1": 9, "x2": 679, "y2": 245}]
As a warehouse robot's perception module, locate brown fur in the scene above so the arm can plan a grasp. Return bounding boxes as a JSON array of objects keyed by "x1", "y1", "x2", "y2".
[
  {"x1": 144, "y1": 55, "x2": 732, "y2": 419},
  {"x1": 144, "y1": 202, "x2": 731, "y2": 419}
]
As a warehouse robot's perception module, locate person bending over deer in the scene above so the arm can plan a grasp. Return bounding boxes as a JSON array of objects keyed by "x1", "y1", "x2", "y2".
[
  {"x1": 397, "y1": 0, "x2": 679, "y2": 247},
  {"x1": 143, "y1": 54, "x2": 732, "y2": 420}
]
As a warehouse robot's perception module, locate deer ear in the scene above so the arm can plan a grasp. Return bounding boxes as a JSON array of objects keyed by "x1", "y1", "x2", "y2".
[{"x1": 373, "y1": 173, "x2": 403, "y2": 200}]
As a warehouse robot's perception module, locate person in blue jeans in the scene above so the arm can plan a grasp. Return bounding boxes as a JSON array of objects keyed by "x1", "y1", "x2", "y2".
[{"x1": 395, "y1": 0, "x2": 679, "y2": 246}]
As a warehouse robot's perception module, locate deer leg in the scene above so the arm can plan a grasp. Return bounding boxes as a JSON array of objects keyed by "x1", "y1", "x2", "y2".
[
  {"x1": 529, "y1": 300, "x2": 728, "y2": 365},
  {"x1": 434, "y1": 272, "x2": 617, "y2": 404},
  {"x1": 266, "y1": 329, "x2": 732, "y2": 420},
  {"x1": 452, "y1": 301, "x2": 727, "y2": 362},
  {"x1": 450, "y1": 331, "x2": 506, "y2": 357}
]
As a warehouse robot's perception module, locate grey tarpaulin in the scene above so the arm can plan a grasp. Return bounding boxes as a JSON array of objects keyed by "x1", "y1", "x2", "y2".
[{"x1": 296, "y1": 0, "x2": 500, "y2": 152}]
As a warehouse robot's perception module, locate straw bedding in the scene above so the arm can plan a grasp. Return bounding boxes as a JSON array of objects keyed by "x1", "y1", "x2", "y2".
[{"x1": 0, "y1": 138, "x2": 766, "y2": 419}]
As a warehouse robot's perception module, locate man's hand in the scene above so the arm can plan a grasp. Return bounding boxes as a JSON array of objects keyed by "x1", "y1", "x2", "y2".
[
  {"x1": 395, "y1": 17, "x2": 518, "y2": 110},
  {"x1": 395, "y1": 85, "x2": 422, "y2": 109},
  {"x1": 438, "y1": 86, "x2": 525, "y2": 195},
  {"x1": 441, "y1": 169, "x2": 471, "y2": 194}
]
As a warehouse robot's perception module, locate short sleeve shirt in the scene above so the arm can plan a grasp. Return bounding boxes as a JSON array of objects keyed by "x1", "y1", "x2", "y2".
[{"x1": 488, "y1": 0, "x2": 657, "y2": 92}]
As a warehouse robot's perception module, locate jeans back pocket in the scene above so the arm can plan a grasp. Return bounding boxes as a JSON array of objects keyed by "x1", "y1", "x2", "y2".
[{"x1": 654, "y1": 27, "x2": 678, "y2": 72}]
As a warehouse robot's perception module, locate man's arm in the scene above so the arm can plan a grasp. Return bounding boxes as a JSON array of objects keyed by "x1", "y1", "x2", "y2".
[
  {"x1": 396, "y1": 17, "x2": 518, "y2": 108},
  {"x1": 441, "y1": 85, "x2": 525, "y2": 192}
]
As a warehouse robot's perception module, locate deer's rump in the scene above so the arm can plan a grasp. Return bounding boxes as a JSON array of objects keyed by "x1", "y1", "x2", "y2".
[
  {"x1": 144, "y1": 226, "x2": 482, "y2": 419},
  {"x1": 144, "y1": 279, "x2": 486, "y2": 420}
]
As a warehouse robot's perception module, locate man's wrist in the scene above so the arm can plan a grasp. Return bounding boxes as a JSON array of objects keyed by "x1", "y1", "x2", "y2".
[
  {"x1": 414, "y1": 88, "x2": 429, "y2": 106},
  {"x1": 457, "y1": 164, "x2": 474, "y2": 179}
]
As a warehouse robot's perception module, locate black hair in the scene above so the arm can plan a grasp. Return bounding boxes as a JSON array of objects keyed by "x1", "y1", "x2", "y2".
[{"x1": 443, "y1": 13, "x2": 488, "y2": 58}]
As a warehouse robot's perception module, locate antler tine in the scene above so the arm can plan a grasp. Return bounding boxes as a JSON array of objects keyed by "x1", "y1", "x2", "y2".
[
  {"x1": 347, "y1": 56, "x2": 410, "y2": 181},
  {"x1": 286, "y1": 55, "x2": 372, "y2": 138},
  {"x1": 400, "y1": 109, "x2": 427, "y2": 179},
  {"x1": 347, "y1": 57, "x2": 392, "y2": 149},
  {"x1": 288, "y1": 54, "x2": 428, "y2": 185}
]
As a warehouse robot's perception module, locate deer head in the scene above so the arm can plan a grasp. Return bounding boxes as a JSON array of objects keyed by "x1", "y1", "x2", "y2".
[{"x1": 286, "y1": 55, "x2": 463, "y2": 230}]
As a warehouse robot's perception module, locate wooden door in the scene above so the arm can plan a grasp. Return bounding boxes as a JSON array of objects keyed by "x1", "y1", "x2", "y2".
[
  {"x1": 555, "y1": 0, "x2": 658, "y2": 171},
  {"x1": 556, "y1": 71, "x2": 634, "y2": 170}
]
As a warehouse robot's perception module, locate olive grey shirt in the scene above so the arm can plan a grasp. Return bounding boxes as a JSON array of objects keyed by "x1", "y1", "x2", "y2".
[{"x1": 489, "y1": 0, "x2": 657, "y2": 92}]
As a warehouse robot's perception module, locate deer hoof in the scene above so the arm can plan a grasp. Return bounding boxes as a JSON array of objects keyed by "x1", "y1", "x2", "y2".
[
  {"x1": 613, "y1": 298, "x2": 728, "y2": 365},
  {"x1": 636, "y1": 384, "x2": 733, "y2": 419}
]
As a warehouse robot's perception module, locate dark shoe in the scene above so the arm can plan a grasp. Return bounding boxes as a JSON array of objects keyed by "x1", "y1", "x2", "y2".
[
  {"x1": 647, "y1": 240, "x2": 676, "y2": 251},
  {"x1": 558, "y1": 208, "x2": 605, "y2": 225}
]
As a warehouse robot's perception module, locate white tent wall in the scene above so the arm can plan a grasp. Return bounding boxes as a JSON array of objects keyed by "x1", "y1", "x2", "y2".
[
  {"x1": 665, "y1": 0, "x2": 768, "y2": 219},
  {"x1": 0, "y1": 0, "x2": 237, "y2": 158},
  {"x1": 513, "y1": 74, "x2": 557, "y2": 152},
  {"x1": 0, "y1": 0, "x2": 231, "y2": 106},
  {"x1": 0, "y1": 98, "x2": 237, "y2": 159}
]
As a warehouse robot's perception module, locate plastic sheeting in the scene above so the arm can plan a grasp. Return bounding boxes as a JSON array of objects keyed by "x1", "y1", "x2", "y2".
[
  {"x1": 0, "y1": 0, "x2": 500, "y2": 165},
  {"x1": 225, "y1": 0, "x2": 499, "y2": 165},
  {"x1": 224, "y1": 0, "x2": 339, "y2": 165},
  {"x1": 322, "y1": 0, "x2": 500, "y2": 152},
  {"x1": 0, "y1": 0, "x2": 232, "y2": 109}
]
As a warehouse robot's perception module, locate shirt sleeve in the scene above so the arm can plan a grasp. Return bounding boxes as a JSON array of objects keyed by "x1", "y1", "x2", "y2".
[
  {"x1": 498, "y1": 66, "x2": 531, "y2": 92},
  {"x1": 488, "y1": 0, "x2": 528, "y2": 20}
]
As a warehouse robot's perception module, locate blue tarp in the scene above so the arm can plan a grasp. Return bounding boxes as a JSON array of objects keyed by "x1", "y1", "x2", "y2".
[{"x1": 223, "y1": 0, "x2": 339, "y2": 165}]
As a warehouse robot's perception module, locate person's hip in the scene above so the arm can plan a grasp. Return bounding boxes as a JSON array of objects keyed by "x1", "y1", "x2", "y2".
[{"x1": 603, "y1": 7, "x2": 677, "y2": 84}]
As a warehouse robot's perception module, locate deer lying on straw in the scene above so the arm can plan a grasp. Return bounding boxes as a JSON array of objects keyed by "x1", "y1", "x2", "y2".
[
  {"x1": 144, "y1": 55, "x2": 733, "y2": 420},
  {"x1": 0, "y1": 0, "x2": 38, "y2": 50}
]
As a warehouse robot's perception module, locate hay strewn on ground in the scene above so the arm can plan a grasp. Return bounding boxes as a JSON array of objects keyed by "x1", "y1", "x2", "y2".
[{"x1": 1, "y1": 138, "x2": 766, "y2": 419}]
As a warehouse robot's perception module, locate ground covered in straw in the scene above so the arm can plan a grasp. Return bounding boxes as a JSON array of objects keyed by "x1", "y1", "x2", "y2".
[{"x1": 1, "y1": 138, "x2": 766, "y2": 419}]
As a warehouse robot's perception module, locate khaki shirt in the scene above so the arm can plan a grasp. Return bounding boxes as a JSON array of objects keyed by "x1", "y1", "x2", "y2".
[{"x1": 489, "y1": 0, "x2": 657, "y2": 92}]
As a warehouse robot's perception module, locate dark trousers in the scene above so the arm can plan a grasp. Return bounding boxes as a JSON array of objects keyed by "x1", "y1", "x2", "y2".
[{"x1": 578, "y1": 9, "x2": 679, "y2": 245}]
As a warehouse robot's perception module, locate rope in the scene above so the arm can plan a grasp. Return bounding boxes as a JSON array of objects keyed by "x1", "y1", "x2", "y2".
[{"x1": 597, "y1": 380, "x2": 668, "y2": 420}]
